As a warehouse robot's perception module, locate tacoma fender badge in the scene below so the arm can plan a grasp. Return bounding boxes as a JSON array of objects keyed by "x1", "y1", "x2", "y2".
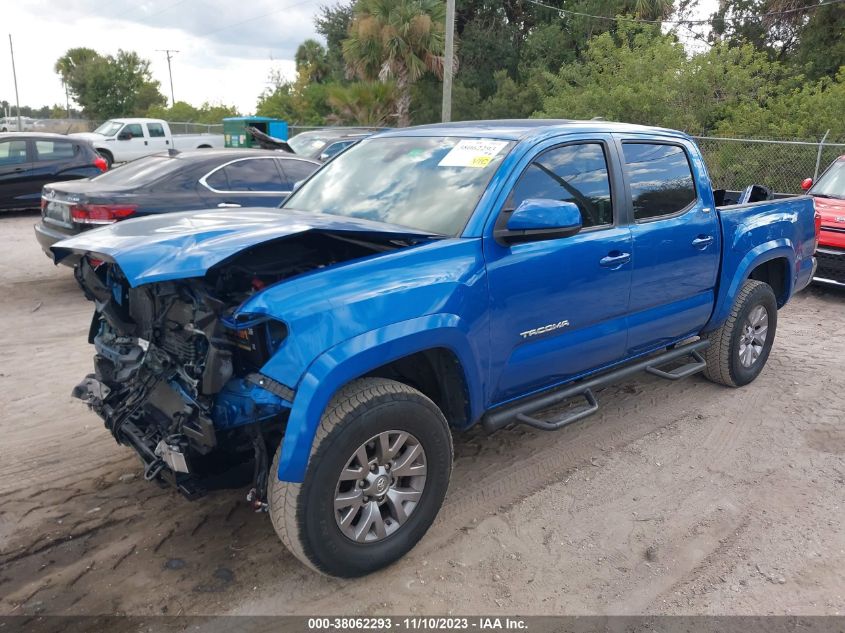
[{"x1": 520, "y1": 320, "x2": 570, "y2": 339}]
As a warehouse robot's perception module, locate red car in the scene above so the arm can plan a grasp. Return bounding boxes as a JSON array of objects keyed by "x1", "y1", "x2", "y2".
[{"x1": 803, "y1": 156, "x2": 845, "y2": 287}]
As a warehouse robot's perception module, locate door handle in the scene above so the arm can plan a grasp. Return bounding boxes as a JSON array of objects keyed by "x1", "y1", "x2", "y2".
[
  {"x1": 144, "y1": 140, "x2": 148, "y2": 145},
  {"x1": 692, "y1": 235, "x2": 714, "y2": 249},
  {"x1": 217, "y1": 202, "x2": 241, "y2": 208},
  {"x1": 599, "y1": 252, "x2": 631, "y2": 268}
]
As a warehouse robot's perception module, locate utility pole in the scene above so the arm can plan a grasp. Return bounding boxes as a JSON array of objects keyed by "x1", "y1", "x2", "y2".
[
  {"x1": 9, "y1": 34, "x2": 21, "y2": 131},
  {"x1": 441, "y1": 0, "x2": 455, "y2": 122},
  {"x1": 157, "y1": 49, "x2": 179, "y2": 106}
]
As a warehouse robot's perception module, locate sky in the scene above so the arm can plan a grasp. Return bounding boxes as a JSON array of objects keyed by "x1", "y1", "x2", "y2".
[
  {"x1": 1, "y1": 0, "x2": 324, "y2": 116},
  {"x1": 1, "y1": 0, "x2": 719, "y2": 119}
]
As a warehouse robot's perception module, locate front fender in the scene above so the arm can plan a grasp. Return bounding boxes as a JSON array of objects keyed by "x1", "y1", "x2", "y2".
[
  {"x1": 269, "y1": 314, "x2": 485, "y2": 482},
  {"x1": 703, "y1": 239, "x2": 795, "y2": 333}
]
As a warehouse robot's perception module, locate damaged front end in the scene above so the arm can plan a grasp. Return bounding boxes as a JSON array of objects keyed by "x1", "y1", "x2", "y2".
[{"x1": 70, "y1": 231, "x2": 386, "y2": 503}]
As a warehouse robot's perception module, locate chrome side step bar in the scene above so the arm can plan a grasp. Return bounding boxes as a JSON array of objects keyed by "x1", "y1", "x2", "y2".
[{"x1": 481, "y1": 340, "x2": 710, "y2": 433}]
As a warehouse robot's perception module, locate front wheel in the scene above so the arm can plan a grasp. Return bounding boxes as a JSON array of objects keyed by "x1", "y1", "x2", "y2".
[
  {"x1": 268, "y1": 378, "x2": 453, "y2": 577},
  {"x1": 703, "y1": 279, "x2": 778, "y2": 387}
]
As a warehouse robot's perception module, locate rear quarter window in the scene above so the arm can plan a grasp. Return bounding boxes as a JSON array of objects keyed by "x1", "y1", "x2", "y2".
[{"x1": 279, "y1": 159, "x2": 318, "y2": 189}]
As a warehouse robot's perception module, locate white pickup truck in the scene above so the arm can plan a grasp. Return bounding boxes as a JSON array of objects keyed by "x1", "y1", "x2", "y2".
[{"x1": 70, "y1": 118, "x2": 224, "y2": 166}]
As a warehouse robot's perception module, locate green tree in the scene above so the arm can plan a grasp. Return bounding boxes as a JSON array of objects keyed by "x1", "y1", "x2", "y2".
[
  {"x1": 709, "y1": 0, "x2": 817, "y2": 61},
  {"x1": 342, "y1": 0, "x2": 447, "y2": 127},
  {"x1": 256, "y1": 68, "x2": 331, "y2": 125},
  {"x1": 146, "y1": 100, "x2": 240, "y2": 123},
  {"x1": 54, "y1": 48, "x2": 165, "y2": 119},
  {"x1": 476, "y1": 70, "x2": 546, "y2": 119},
  {"x1": 715, "y1": 68, "x2": 845, "y2": 141},
  {"x1": 792, "y1": 2, "x2": 845, "y2": 80},
  {"x1": 537, "y1": 23, "x2": 691, "y2": 128},
  {"x1": 315, "y1": 1, "x2": 357, "y2": 81}
]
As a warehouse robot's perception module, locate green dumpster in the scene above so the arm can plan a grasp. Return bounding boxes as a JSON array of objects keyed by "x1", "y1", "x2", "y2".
[{"x1": 223, "y1": 116, "x2": 288, "y2": 148}]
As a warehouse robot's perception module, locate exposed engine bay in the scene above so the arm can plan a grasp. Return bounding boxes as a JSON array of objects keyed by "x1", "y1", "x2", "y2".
[{"x1": 71, "y1": 232, "x2": 394, "y2": 502}]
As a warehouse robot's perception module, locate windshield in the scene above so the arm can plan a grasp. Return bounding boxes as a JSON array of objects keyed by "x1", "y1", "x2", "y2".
[
  {"x1": 288, "y1": 133, "x2": 333, "y2": 156},
  {"x1": 91, "y1": 154, "x2": 184, "y2": 186},
  {"x1": 283, "y1": 136, "x2": 514, "y2": 235},
  {"x1": 812, "y1": 158, "x2": 845, "y2": 199},
  {"x1": 94, "y1": 121, "x2": 124, "y2": 137}
]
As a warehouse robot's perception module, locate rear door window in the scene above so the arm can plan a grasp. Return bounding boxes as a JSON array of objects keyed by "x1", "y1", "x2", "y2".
[
  {"x1": 622, "y1": 143, "x2": 697, "y2": 221},
  {"x1": 34, "y1": 140, "x2": 77, "y2": 162},
  {"x1": 147, "y1": 123, "x2": 166, "y2": 138},
  {"x1": 222, "y1": 158, "x2": 284, "y2": 192}
]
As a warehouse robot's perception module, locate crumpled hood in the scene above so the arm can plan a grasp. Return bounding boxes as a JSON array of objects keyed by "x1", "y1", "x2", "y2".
[{"x1": 51, "y1": 208, "x2": 436, "y2": 287}]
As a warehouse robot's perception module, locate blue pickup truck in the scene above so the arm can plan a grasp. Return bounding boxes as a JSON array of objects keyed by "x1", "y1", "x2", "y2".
[{"x1": 54, "y1": 120, "x2": 818, "y2": 577}]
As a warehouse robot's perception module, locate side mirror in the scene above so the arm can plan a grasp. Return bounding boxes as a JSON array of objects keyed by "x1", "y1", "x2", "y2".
[
  {"x1": 117, "y1": 131, "x2": 132, "y2": 141},
  {"x1": 801, "y1": 177, "x2": 813, "y2": 191},
  {"x1": 496, "y1": 199, "x2": 583, "y2": 244}
]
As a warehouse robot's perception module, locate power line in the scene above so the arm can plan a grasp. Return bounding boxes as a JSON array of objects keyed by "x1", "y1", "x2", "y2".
[
  {"x1": 201, "y1": 0, "x2": 320, "y2": 37},
  {"x1": 101, "y1": 0, "x2": 194, "y2": 25},
  {"x1": 523, "y1": 0, "x2": 845, "y2": 26}
]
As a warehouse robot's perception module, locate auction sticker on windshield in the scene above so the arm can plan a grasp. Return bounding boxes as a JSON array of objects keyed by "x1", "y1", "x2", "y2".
[{"x1": 438, "y1": 139, "x2": 509, "y2": 168}]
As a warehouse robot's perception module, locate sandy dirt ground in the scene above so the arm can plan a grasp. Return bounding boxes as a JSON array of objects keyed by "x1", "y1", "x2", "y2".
[{"x1": 1, "y1": 211, "x2": 843, "y2": 617}]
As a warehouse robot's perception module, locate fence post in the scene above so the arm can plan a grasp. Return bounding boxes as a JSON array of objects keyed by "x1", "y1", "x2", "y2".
[{"x1": 814, "y1": 129, "x2": 830, "y2": 180}]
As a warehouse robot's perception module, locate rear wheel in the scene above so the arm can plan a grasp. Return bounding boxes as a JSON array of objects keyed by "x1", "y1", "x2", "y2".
[
  {"x1": 97, "y1": 149, "x2": 113, "y2": 168},
  {"x1": 703, "y1": 279, "x2": 778, "y2": 387},
  {"x1": 268, "y1": 377, "x2": 453, "y2": 577}
]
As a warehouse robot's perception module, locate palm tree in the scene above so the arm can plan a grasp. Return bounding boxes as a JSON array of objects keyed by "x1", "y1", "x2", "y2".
[
  {"x1": 295, "y1": 39, "x2": 330, "y2": 83},
  {"x1": 632, "y1": 0, "x2": 673, "y2": 20},
  {"x1": 342, "y1": 0, "x2": 446, "y2": 127},
  {"x1": 327, "y1": 81, "x2": 397, "y2": 126}
]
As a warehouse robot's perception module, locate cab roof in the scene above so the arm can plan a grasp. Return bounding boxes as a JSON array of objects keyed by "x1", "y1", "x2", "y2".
[{"x1": 377, "y1": 119, "x2": 691, "y2": 142}]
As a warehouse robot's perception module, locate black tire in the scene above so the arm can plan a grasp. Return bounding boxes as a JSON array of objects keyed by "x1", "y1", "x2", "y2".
[
  {"x1": 97, "y1": 149, "x2": 113, "y2": 168},
  {"x1": 703, "y1": 279, "x2": 778, "y2": 387},
  {"x1": 268, "y1": 377, "x2": 453, "y2": 577}
]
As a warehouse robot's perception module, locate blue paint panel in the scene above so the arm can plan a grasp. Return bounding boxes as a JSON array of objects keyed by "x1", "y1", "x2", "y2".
[
  {"x1": 704, "y1": 196, "x2": 816, "y2": 332},
  {"x1": 241, "y1": 238, "x2": 489, "y2": 389},
  {"x1": 275, "y1": 316, "x2": 486, "y2": 482}
]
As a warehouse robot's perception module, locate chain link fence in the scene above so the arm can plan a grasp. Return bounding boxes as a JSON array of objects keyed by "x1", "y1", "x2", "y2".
[{"x1": 691, "y1": 135, "x2": 845, "y2": 194}]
